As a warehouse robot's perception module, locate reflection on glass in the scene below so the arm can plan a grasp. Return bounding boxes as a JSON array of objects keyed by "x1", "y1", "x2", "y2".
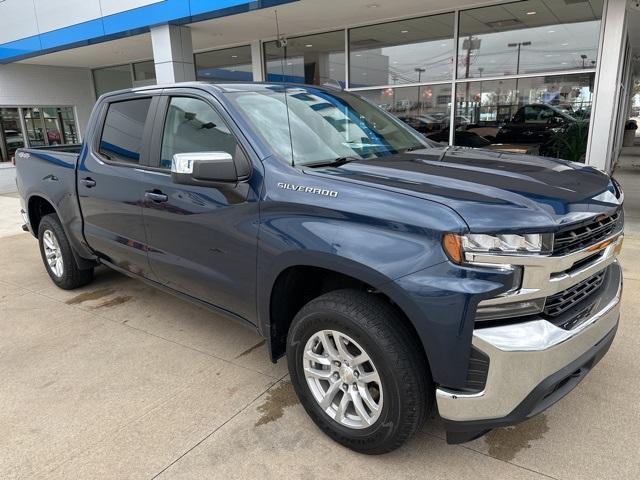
[
  {"x1": 357, "y1": 85, "x2": 453, "y2": 143},
  {"x1": 21, "y1": 107, "x2": 78, "y2": 148},
  {"x1": 93, "y1": 64, "x2": 133, "y2": 97},
  {"x1": 195, "y1": 45, "x2": 253, "y2": 82},
  {"x1": 458, "y1": 0, "x2": 603, "y2": 79},
  {"x1": 23, "y1": 108, "x2": 46, "y2": 148},
  {"x1": 349, "y1": 13, "x2": 454, "y2": 88},
  {"x1": 454, "y1": 73, "x2": 594, "y2": 160},
  {"x1": 227, "y1": 86, "x2": 428, "y2": 166},
  {"x1": 265, "y1": 31, "x2": 345, "y2": 86},
  {"x1": 0, "y1": 108, "x2": 25, "y2": 162}
]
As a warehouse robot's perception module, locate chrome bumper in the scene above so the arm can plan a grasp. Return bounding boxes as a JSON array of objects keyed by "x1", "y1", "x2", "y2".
[{"x1": 437, "y1": 260, "x2": 622, "y2": 422}]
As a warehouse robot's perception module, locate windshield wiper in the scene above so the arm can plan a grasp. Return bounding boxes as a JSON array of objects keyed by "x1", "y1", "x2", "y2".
[{"x1": 305, "y1": 156, "x2": 362, "y2": 168}]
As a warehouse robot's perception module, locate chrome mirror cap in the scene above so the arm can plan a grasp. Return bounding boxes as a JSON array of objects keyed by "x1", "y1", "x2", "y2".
[{"x1": 171, "y1": 152, "x2": 233, "y2": 174}]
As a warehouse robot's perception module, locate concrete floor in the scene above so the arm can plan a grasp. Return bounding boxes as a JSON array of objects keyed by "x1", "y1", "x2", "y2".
[{"x1": 0, "y1": 168, "x2": 639, "y2": 479}]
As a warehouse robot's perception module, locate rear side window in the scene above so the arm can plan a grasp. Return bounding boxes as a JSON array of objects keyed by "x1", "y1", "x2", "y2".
[{"x1": 99, "y1": 98, "x2": 152, "y2": 164}]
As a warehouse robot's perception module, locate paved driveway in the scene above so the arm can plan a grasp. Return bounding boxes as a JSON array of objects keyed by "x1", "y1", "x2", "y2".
[{"x1": 1, "y1": 169, "x2": 639, "y2": 479}]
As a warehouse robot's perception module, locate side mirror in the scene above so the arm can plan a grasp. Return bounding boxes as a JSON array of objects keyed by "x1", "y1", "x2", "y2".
[{"x1": 171, "y1": 152, "x2": 238, "y2": 186}]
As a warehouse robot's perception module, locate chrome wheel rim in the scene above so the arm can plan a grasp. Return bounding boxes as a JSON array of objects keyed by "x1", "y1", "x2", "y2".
[
  {"x1": 303, "y1": 330, "x2": 383, "y2": 429},
  {"x1": 43, "y1": 230, "x2": 64, "y2": 278}
]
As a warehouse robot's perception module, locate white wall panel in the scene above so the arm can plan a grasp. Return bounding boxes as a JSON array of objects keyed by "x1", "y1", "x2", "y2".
[
  {"x1": 0, "y1": 0, "x2": 165, "y2": 43},
  {"x1": 99, "y1": 0, "x2": 164, "y2": 17},
  {"x1": 0, "y1": 0, "x2": 40, "y2": 44},
  {"x1": 34, "y1": 0, "x2": 102, "y2": 34},
  {"x1": 0, "y1": 64, "x2": 95, "y2": 137}
]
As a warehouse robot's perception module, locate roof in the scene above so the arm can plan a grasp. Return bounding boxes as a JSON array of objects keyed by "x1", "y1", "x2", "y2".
[{"x1": 100, "y1": 81, "x2": 341, "y2": 99}]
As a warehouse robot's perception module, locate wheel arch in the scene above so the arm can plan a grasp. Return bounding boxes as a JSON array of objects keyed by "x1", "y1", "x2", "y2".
[
  {"x1": 261, "y1": 253, "x2": 431, "y2": 375},
  {"x1": 26, "y1": 193, "x2": 96, "y2": 270},
  {"x1": 27, "y1": 193, "x2": 57, "y2": 237}
]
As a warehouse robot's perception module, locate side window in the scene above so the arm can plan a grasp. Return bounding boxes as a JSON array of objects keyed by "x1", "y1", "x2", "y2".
[
  {"x1": 99, "y1": 98, "x2": 152, "y2": 164},
  {"x1": 160, "y1": 97, "x2": 237, "y2": 169},
  {"x1": 512, "y1": 109, "x2": 524, "y2": 123}
]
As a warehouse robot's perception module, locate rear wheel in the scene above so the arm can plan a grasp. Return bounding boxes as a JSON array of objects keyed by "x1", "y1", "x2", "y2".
[
  {"x1": 287, "y1": 289, "x2": 431, "y2": 454},
  {"x1": 38, "y1": 213, "x2": 93, "y2": 290}
]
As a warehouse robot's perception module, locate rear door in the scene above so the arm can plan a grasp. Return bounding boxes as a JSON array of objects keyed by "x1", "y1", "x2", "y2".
[
  {"x1": 78, "y1": 91, "x2": 160, "y2": 278},
  {"x1": 141, "y1": 90, "x2": 262, "y2": 321}
]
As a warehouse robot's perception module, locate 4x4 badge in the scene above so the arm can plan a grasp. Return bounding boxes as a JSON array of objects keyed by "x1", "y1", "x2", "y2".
[{"x1": 277, "y1": 182, "x2": 338, "y2": 198}]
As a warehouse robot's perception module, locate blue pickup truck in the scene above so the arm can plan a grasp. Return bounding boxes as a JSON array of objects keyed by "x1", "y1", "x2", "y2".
[{"x1": 15, "y1": 82, "x2": 624, "y2": 454}]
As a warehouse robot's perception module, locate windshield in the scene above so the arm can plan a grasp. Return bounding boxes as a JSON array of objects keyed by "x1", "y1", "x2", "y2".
[{"x1": 226, "y1": 85, "x2": 431, "y2": 166}]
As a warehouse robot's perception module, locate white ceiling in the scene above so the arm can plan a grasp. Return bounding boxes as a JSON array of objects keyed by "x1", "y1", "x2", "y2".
[{"x1": 18, "y1": 0, "x2": 497, "y2": 68}]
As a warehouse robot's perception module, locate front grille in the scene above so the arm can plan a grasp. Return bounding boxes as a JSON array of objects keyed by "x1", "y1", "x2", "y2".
[
  {"x1": 543, "y1": 270, "x2": 606, "y2": 318},
  {"x1": 553, "y1": 211, "x2": 622, "y2": 256}
]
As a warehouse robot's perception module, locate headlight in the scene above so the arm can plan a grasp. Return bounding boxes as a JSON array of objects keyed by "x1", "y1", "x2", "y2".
[{"x1": 443, "y1": 232, "x2": 553, "y2": 263}]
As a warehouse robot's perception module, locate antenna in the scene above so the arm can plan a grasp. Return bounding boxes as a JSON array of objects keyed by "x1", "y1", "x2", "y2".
[{"x1": 274, "y1": 9, "x2": 295, "y2": 167}]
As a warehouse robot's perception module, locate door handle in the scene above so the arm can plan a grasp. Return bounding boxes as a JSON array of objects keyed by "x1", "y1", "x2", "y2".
[
  {"x1": 145, "y1": 190, "x2": 168, "y2": 203},
  {"x1": 80, "y1": 177, "x2": 96, "y2": 188}
]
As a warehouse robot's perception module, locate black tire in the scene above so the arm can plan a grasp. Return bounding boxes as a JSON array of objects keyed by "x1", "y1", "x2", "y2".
[
  {"x1": 38, "y1": 213, "x2": 94, "y2": 290},
  {"x1": 287, "y1": 289, "x2": 432, "y2": 454}
]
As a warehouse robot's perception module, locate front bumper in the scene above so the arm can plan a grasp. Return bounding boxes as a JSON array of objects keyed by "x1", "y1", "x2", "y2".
[{"x1": 437, "y1": 260, "x2": 622, "y2": 443}]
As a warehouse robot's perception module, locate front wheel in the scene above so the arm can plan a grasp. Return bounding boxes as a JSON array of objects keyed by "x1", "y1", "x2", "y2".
[{"x1": 287, "y1": 289, "x2": 432, "y2": 454}]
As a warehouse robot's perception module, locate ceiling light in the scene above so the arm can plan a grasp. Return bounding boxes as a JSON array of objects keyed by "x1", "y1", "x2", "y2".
[
  {"x1": 548, "y1": 30, "x2": 555, "y2": 33},
  {"x1": 526, "y1": 11, "x2": 536, "y2": 15},
  {"x1": 400, "y1": 30, "x2": 409, "y2": 34},
  {"x1": 561, "y1": 43, "x2": 569, "y2": 46},
  {"x1": 355, "y1": 53, "x2": 362, "y2": 57},
  {"x1": 366, "y1": 3, "x2": 379, "y2": 7},
  {"x1": 231, "y1": 55, "x2": 238, "y2": 58},
  {"x1": 305, "y1": 44, "x2": 313, "y2": 47}
]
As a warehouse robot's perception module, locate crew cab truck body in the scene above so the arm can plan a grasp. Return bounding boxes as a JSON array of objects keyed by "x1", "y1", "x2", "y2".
[{"x1": 15, "y1": 82, "x2": 624, "y2": 453}]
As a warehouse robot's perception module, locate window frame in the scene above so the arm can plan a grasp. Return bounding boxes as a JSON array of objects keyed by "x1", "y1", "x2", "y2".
[{"x1": 92, "y1": 92, "x2": 160, "y2": 169}]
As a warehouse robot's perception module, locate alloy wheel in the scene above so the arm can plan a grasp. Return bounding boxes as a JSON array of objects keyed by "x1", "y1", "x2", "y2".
[
  {"x1": 303, "y1": 330, "x2": 383, "y2": 429},
  {"x1": 43, "y1": 229, "x2": 64, "y2": 278}
]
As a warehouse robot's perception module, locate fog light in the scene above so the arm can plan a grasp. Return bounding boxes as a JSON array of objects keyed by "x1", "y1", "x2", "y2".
[{"x1": 475, "y1": 298, "x2": 545, "y2": 322}]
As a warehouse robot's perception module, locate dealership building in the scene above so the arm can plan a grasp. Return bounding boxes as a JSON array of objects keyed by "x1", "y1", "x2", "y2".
[{"x1": 0, "y1": 0, "x2": 637, "y2": 171}]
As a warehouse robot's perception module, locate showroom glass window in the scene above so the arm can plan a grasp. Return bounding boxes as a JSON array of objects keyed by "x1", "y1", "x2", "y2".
[
  {"x1": 23, "y1": 107, "x2": 77, "y2": 147},
  {"x1": 0, "y1": 108, "x2": 25, "y2": 162},
  {"x1": 195, "y1": 45, "x2": 254, "y2": 82},
  {"x1": 264, "y1": 31, "x2": 345, "y2": 86},
  {"x1": 349, "y1": 13, "x2": 455, "y2": 88},
  {"x1": 358, "y1": 84, "x2": 453, "y2": 144},
  {"x1": 453, "y1": 73, "x2": 595, "y2": 159},
  {"x1": 93, "y1": 64, "x2": 133, "y2": 97},
  {"x1": 457, "y1": 0, "x2": 603, "y2": 78},
  {"x1": 133, "y1": 61, "x2": 157, "y2": 83}
]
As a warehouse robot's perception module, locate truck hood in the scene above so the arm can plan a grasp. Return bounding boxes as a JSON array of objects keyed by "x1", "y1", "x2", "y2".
[{"x1": 306, "y1": 147, "x2": 622, "y2": 232}]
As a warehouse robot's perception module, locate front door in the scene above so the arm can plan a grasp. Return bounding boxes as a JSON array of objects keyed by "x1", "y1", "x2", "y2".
[
  {"x1": 142, "y1": 93, "x2": 261, "y2": 321},
  {"x1": 78, "y1": 94, "x2": 158, "y2": 278}
]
